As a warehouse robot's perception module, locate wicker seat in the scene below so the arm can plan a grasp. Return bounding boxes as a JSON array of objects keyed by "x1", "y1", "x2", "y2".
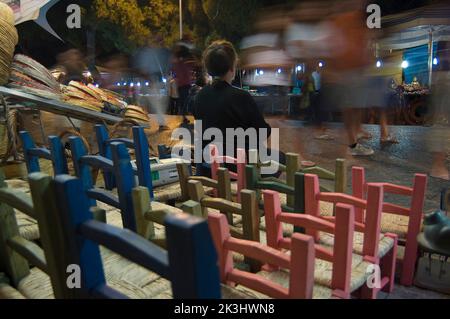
[
  {"x1": 232, "y1": 251, "x2": 370, "y2": 296},
  {"x1": 0, "y1": 283, "x2": 25, "y2": 299},
  {"x1": 230, "y1": 272, "x2": 333, "y2": 299}
]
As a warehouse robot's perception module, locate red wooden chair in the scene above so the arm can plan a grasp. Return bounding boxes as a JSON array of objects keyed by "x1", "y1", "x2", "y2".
[
  {"x1": 264, "y1": 190, "x2": 363, "y2": 299},
  {"x1": 351, "y1": 167, "x2": 427, "y2": 286},
  {"x1": 303, "y1": 174, "x2": 398, "y2": 298},
  {"x1": 210, "y1": 144, "x2": 246, "y2": 202},
  {"x1": 209, "y1": 212, "x2": 328, "y2": 299}
]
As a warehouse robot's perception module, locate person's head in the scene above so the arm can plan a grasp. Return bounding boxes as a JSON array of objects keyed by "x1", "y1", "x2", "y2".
[{"x1": 203, "y1": 40, "x2": 238, "y2": 84}]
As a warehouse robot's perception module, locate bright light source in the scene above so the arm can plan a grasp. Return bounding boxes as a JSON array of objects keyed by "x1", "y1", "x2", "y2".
[
  {"x1": 130, "y1": 82, "x2": 135, "y2": 87},
  {"x1": 318, "y1": 62, "x2": 324, "y2": 68},
  {"x1": 117, "y1": 83, "x2": 121, "y2": 86},
  {"x1": 86, "y1": 71, "x2": 92, "y2": 77},
  {"x1": 123, "y1": 82, "x2": 127, "y2": 86},
  {"x1": 137, "y1": 82, "x2": 141, "y2": 87},
  {"x1": 376, "y1": 60, "x2": 382, "y2": 68},
  {"x1": 433, "y1": 57, "x2": 439, "y2": 65},
  {"x1": 95, "y1": 84, "x2": 99, "y2": 88},
  {"x1": 162, "y1": 78, "x2": 167, "y2": 83},
  {"x1": 401, "y1": 60, "x2": 409, "y2": 69},
  {"x1": 259, "y1": 70, "x2": 264, "y2": 76},
  {"x1": 145, "y1": 82, "x2": 149, "y2": 86},
  {"x1": 277, "y1": 68, "x2": 282, "y2": 74},
  {"x1": 296, "y1": 66, "x2": 302, "y2": 72}
]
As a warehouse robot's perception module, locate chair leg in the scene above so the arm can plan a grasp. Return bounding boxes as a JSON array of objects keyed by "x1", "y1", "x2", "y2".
[
  {"x1": 381, "y1": 234, "x2": 398, "y2": 293},
  {"x1": 400, "y1": 240, "x2": 419, "y2": 286}
]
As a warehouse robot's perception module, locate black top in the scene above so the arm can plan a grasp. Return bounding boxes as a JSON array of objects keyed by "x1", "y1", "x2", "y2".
[{"x1": 193, "y1": 80, "x2": 271, "y2": 158}]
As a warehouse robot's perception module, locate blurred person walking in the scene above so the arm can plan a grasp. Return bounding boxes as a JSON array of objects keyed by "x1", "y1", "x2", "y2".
[
  {"x1": 172, "y1": 40, "x2": 196, "y2": 125},
  {"x1": 134, "y1": 37, "x2": 171, "y2": 131},
  {"x1": 327, "y1": 0, "x2": 374, "y2": 156},
  {"x1": 427, "y1": 42, "x2": 450, "y2": 180}
]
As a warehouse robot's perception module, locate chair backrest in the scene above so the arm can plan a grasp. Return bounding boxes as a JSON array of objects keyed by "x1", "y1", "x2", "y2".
[
  {"x1": 177, "y1": 163, "x2": 223, "y2": 201},
  {"x1": 20, "y1": 131, "x2": 68, "y2": 175},
  {"x1": 70, "y1": 136, "x2": 137, "y2": 231},
  {"x1": 53, "y1": 174, "x2": 221, "y2": 299},
  {"x1": 263, "y1": 189, "x2": 355, "y2": 299},
  {"x1": 304, "y1": 173, "x2": 384, "y2": 261},
  {"x1": 210, "y1": 144, "x2": 246, "y2": 202},
  {"x1": 187, "y1": 176, "x2": 260, "y2": 272},
  {"x1": 351, "y1": 166, "x2": 427, "y2": 227},
  {"x1": 248, "y1": 149, "x2": 346, "y2": 208},
  {"x1": 246, "y1": 164, "x2": 296, "y2": 212},
  {"x1": 95, "y1": 124, "x2": 154, "y2": 200},
  {"x1": 0, "y1": 171, "x2": 72, "y2": 298},
  {"x1": 208, "y1": 212, "x2": 315, "y2": 299}
]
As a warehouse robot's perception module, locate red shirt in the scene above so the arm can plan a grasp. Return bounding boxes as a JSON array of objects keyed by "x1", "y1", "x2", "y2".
[{"x1": 172, "y1": 59, "x2": 195, "y2": 87}]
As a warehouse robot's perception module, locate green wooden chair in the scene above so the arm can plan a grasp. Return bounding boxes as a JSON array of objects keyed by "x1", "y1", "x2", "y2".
[
  {"x1": 0, "y1": 171, "x2": 73, "y2": 299},
  {"x1": 247, "y1": 149, "x2": 346, "y2": 210}
]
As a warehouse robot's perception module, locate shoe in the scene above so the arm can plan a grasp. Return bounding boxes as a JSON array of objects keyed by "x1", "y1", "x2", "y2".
[
  {"x1": 380, "y1": 135, "x2": 399, "y2": 144},
  {"x1": 357, "y1": 132, "x2": 373, "y2": 141},
  {"x1": 314, "y1": 134, "x2": 335, "y2": 140},
  {"x1": 350, "y1": 144, "x2": 374, "y2": 156}
]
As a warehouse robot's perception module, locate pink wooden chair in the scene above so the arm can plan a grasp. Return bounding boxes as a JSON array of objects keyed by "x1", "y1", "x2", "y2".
[
  {"x1": 209, "y1": 212, "x2": 319, "y2": 299},
  {"x1": 352, "y1": 167, "x2": 427, "y2": 286},
  {"x1": 303, "y1": 174, "x2": 398, "y2": 298},
  {"x1": 210, "y1": 144, "x2": 246, "y2": 202},
  {"x1": 264, "y1": 190, "x2": 360, "y2": 299}
]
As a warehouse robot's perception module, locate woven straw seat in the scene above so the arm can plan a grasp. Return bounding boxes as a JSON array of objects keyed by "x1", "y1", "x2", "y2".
[
  {"x1": 380, "y1": 213, "x2": 415, "y2": 239},
  {"x1": 242, "y1": 252, "x2": 370, "y2": 296},
  {"x1": 318, "y1": 231, "x2": 395, "y2": 258},
  {"x1": 0, "y1": 283, "x2": 25, "y2": 299},
  {"x1": 153, "y1": 183, "x2": 183, "y2": 203},
  {"x1": 231, "y1": 272, "x2": 333, "y2": 299},
  {"x1": 11, "y1": 245, "x2": 177, "y2": 299}
]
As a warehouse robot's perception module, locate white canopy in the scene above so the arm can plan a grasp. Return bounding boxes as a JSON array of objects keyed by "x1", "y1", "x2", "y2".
[{"x1": 380, "y1": 3, "x2": 450, "y2": 50}]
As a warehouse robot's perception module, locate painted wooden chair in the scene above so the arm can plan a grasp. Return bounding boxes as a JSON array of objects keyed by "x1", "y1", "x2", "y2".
[
  {"x1": 302, "y1": 173, "x2": 398, "y2": 298},
  {"x1": 177, "y1": 162, "x2": 220, "y2": 202},
  {"x1": 95, "y1": 124, "x2": 154, "y2": 199},
  {"x1": 209, "y1": 144, "x2": 247, "y2": 202},
  {"x1": 96, "y1": 124, "x2": 183, "y2": 204},
  {"x1": 20, "y1": 131, "x2": 69, "y2": 177},
  {"x1": 186, "y1": 175, "x2": 261, "y2": 273},
  {"x1": 5, "y1": 131, "x2": 69, "y2": 241},
  {"x1": 263, "y1": 189, "x2": 365, "y2": 299},
  {"x1": 0, "y1": 171, "x2": 73, "y2": 299},
  {"x1": 209, "y1": 211, "x2": 344, "y2": 299},
  {"x1": 70, "y1": 137, "x2": 139, "y2": 231},
  {"x1": 351, "y1": 167, "x2": 428, "y2": 287},
  {"x1": 248, "y1": 149, "x2": 347, "y2": 208},
  {"x1": 71, "y1": 136, "x2": 185, "y2": 232},
  {"x1": 441, "y1": 188, "x2": 450, "y2": 212},
  {"x1": 53, "y1": 174, "x2": 221, "y2": 299}
]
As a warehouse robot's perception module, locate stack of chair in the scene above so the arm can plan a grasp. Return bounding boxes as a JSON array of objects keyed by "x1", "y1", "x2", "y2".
[{"x1": 0, "y1": 171, "x2": 222, "y2": 299}]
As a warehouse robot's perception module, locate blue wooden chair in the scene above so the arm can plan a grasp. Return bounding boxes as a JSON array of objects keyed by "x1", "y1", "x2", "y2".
[
  {"x1": 53, "y1": 174, "x2": 221, "y2": 299},
  {"x1": 20, "y1": 131, "x2": 68, "y2": 176},
  {"x1": 69, "y1": 137, "x2": 137, "y2": 232},
  {"x1": 95, "y1": 124, "x2": 154, "y2": 200}
]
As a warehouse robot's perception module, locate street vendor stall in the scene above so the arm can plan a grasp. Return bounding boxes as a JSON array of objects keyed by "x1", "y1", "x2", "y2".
[{"x1": 378, "y1": 3, "x2": 450, "y2": 126}]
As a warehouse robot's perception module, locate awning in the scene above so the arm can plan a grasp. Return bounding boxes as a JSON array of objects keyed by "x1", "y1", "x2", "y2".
[{"x1": 380, "y1": 3, "x2": 450, "y2": 50}]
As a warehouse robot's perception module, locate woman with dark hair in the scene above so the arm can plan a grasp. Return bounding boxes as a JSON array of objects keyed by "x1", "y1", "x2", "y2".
[{"x1": 193, "y1": 40, "x2": 283, "y2": 177}]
